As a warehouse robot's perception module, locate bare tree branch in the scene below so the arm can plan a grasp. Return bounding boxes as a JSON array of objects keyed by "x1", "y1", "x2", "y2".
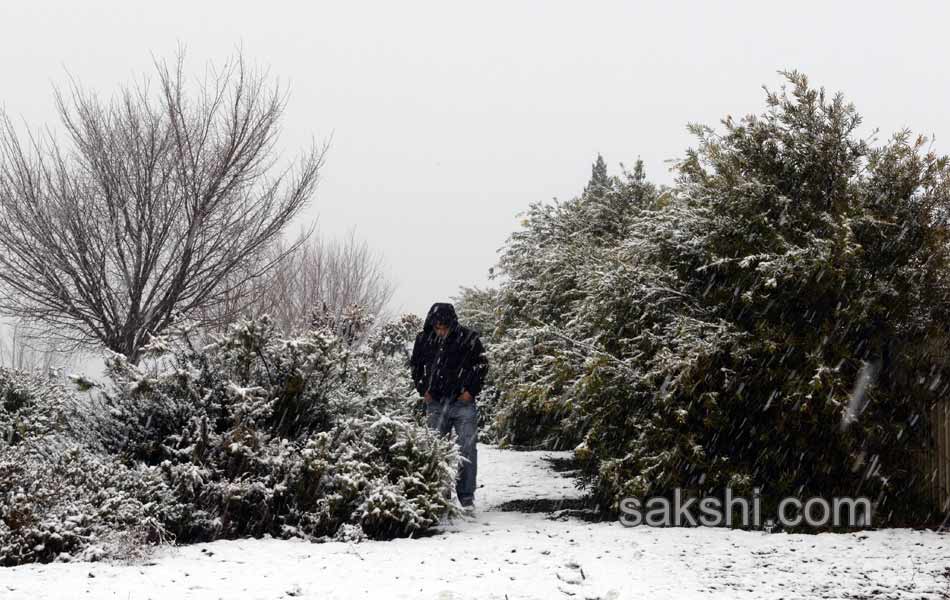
[
  {"x1": 201, "y1": 226, "x2": 396, "y2": 337},
  {"x1": 0, "y1": 51, "x2": 325, "y2": 361}
]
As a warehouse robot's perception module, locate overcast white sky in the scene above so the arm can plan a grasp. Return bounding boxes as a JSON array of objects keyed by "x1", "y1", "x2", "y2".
[{"x1": 1, "y1": 0, "x2": 949, "y2": 319}]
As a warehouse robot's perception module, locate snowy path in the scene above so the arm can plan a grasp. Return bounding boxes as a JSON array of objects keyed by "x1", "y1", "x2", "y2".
[{"x1": 2, "y1": 446, "x2": 949, "y2": 599}]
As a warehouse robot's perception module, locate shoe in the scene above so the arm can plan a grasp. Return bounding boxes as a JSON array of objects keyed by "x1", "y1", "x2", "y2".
[{"x1": 460, "y1": 502, "x2": 476, "y2": 516}]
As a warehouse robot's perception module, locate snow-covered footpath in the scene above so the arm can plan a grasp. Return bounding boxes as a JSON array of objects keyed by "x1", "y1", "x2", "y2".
[{"x1": 2, "y1": 446, "x2": 948, "y2": 599}]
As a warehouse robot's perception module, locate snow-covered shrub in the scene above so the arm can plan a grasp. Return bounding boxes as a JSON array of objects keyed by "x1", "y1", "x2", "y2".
[
  {"x1": 137, "y1": 412, "x2": 458, "y2": 544},
  {"x1": 367, "y1": 313, "x2": 422, "y2": 359},
  {"x1": 488, "y1": 156, "x2": 659, "y2": 449},
  {"x1": 453, "y1": 287, "x2": 503, "y2": 443},
  {"x1": 0, "y1": 368, "x2": 177, "y2": 566},
  {"x1": 315, "y1": 414, "x2": 459, "y2": 539},
  {"x1": 353, "y1": 313, "x2": 425, "y2": 418},
  {"x1": 92, "y1": 317, "x2": 350, "y2": 464},
  {"x1": 0, "y1": 368, "x2": 88, "y2": 447},
  {"x1": 0, "y1": 445, "x2": 174, "y2": 566},
  {"x1": 488, "y1": 74, "x2": 950, "y2": 525},
  {"x1": 1, "y1": 311, "x2": 458, "y2": 565},
  {"x1": 88, "y1": 316, "x2": 458, "y2": 544}
]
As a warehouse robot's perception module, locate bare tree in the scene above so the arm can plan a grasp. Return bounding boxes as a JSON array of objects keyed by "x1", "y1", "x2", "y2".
[
  {"x1": 206, "y1": 227, "x2": 396, "y2": 336},
  {"x1": 0, "y1": 52, "x2": 324, "y2": 361}
]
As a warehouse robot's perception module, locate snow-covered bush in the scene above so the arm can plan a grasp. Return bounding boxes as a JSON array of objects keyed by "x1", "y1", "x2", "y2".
[
  {"x1": 488, "y1": 74, "x2": 950, "y2": 525},
  {"x1": 0, "y1": 444, "x2": 174, "y2": 566},
  {"x1": 0, "y1": 368, "x2": 88, "y2": 447},
  {"x1": 488, "y1": 156, "x2": 659, "y2": 449},
  {"x1": 0, "y1": 368, "x2": 177, "y2": 566},
  {"x1": 1, "y1": 312, "x2": 459, "y2": 564},
  {"x1": 87, "y1": 315, "x2": 458, "y2": 543},
  {"x1": 139, "y1": 410, "x2": 458, "y2": 543},
  {"x1": 320, "y1": 413, "x2": 459, "y2": 538},
  {"x1": 356, "y1": 313, "x2": 426, "y2": 418},
  {"x1": 453, "y1": 287, "x2": 503, "y2": 442}
]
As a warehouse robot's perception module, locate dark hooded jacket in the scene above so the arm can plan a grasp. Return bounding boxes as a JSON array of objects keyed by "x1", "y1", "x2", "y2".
[{"x1": 410, "y1": 302, "x2": 488, "y2": 399}]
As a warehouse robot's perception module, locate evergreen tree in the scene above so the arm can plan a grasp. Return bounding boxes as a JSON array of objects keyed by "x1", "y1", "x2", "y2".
[
  {"x1": 490, "y1": 156, "x2": 661, "y2": 448},
  {"x1": 489, "y1": 73, "x2": 950, "y2": 524}
]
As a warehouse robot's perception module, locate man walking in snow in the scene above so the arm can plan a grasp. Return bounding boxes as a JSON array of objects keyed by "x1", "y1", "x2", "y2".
[{"x1": 410, "y1": 302, "x2": 488, "y2": 512}]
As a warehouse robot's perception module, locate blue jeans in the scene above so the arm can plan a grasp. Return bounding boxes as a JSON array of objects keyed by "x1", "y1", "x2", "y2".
[{"x1": 426, "y1": 397, "x2": 478, "y2": 506}]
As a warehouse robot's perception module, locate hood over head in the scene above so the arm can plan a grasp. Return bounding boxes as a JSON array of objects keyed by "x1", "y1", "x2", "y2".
[{"x1": 423, "y1": 302, "x2": 459, "y2": 334}]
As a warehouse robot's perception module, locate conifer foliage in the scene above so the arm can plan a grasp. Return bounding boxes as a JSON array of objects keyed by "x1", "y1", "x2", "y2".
[
  {"x1": 1, "y1": 311, "x2": 458, "y2": 565},
  {"x1": 488, "y1": 73, "x2": 950, "y2": 523}
]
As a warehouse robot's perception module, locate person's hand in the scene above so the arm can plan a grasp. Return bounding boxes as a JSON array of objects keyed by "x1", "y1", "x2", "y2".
[
  {"x1": 424, "y1": 391, "x2": 432, "y2": 403},
  {"x1": 458, "y1": 389, "x2": 473, "y2": 402}
]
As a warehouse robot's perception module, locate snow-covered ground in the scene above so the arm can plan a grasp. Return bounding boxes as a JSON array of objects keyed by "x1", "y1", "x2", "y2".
[{"x1": 2, "y1": 447, "x2": 948, "y2": 599}]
